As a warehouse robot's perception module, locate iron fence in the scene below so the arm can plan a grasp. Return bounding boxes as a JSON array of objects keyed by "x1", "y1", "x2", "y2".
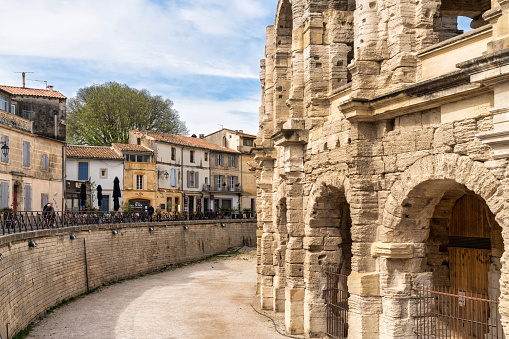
[
  {"x1": 325, "y1": 266, "x2": 349, "y2": 339},
  {"x1": 414, "y1": 284, "x2": 503, "y2": 338},
  {"x1": 0, "y1": 210, "x2": 255, "y2": 235}
]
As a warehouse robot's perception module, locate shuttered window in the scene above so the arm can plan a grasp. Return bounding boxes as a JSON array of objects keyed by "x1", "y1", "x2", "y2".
[
  {"x1": 229, "y1": 155, "x2": 238, "y2": 168},
  {"x1": 1, "y1": 182, "x2": 9, "y2": 208},
  {"x1": 78, "y1": 162, "x2": 88, "y2": 180},
  {"x1": 1, "y1": 135, "x2": 8, "y2": 163},
  {"x1": 42, "y1": 154, "x2": 48, "y2": 170},
  {"x1": 42, "y1": 194, "x2": 48, "y2": 209},
  {"x1": 23, "y1": 141, "x2": 30, "y2": 167},
  {"x1": 170, "y1": 168, "x2": 176, "y2": 187},
  {"x1": 24, "y1": 185, "x2": 31, "y2": 211},
  {"x1": 215, "y1": 154, "x2": 223, "y2": 166}
]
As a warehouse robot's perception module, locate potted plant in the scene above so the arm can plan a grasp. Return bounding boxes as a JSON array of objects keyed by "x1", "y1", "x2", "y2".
[{"x1": 243, "y1": 208, "x2": 251, "y2": 218}]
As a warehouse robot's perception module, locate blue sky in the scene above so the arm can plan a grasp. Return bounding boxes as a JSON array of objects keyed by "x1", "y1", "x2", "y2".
[
  {"x1": 0, "y1": 0, "x2": 472, "y2": 137},
  {"x1": 0, "y1": 0, "x2": 279, "y2": 136}
]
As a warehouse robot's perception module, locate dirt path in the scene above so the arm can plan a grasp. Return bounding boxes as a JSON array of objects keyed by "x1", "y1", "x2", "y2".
[{"x1": 27, "y1": 248, "x2": 290, "y2": 339}]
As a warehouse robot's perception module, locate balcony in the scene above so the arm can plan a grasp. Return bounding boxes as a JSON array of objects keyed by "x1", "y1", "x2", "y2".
[
  {"x1": 202, "y1": 184, "x2": 242, "y2": 193},
  {"x1": 0, "y1": 109, "x2": 33, "y2": 133},
  {"x1": 419, "y1": 25, "x2": 492, "y2": 81}
]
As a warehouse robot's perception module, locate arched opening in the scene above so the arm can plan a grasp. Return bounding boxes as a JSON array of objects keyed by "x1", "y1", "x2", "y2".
[
  {"x1": 390, "y1": 179, "x2": 504, "y2": 337},
  {"x1": 434, "y1": 0, "x2": 491, "y2": 42},
  {"x1": 273, "y1": 0, "x2": 292, "y2": 129},
  {"x1": 305, "y1": 184, "x2": 351, "y2": 337}
]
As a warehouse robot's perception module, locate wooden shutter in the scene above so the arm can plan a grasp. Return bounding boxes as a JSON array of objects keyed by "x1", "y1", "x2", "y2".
[
  {"x1": 195, "y1": 172, "x2": 199, "y2": 189},
  {"x1": 24, "y1": 185, "x2": 31, "y2": 211},
  {"x1": 171, "y1": 168, "x2": 176, "y2": 187},
  {"x1": 42, "y1": 154, "x2": 48, "y2": 170},
  {"x1": 187, "y1": 171, "x2": 191, "y2": 188},
  {"x1": 42, "y1": 194, "x2": 48, "y2": 208},
  {"x1": 234, "y1": 176, "x2": 239, "y2": 190},
  {"x1": 1, "y1": 135, "x2": 8, "y2": 163},
  {"x1": 23, "y1": 141, "x2": 30, "y2": 167},
  {"x1": 1, "y1": 182, "x2": 8, "y2": 208}
]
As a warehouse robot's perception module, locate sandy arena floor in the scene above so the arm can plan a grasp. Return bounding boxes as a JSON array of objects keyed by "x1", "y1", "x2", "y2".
[{"x1": 26, "y1": 248, "x2": 293, "y2": 339}]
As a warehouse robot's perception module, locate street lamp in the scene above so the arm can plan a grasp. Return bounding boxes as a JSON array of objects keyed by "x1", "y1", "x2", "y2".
[
  {"x1": 1, "y1": 141, "x2": 9, "y2": 159},
  {"x1": 158, "y1": 170, "x2": 169, "y2": 179}
]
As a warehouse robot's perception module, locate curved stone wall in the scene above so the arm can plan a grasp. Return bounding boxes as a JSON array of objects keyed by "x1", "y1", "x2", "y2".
[{"x1": 0, "y1": 220, "x2": 257, "y2": 338}]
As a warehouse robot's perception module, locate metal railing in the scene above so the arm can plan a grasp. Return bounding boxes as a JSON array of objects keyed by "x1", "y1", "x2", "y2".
[
  {"x1": 0, "y1": 211, "x2": 256, "y2": 235},
  {"x1": 414, "y1": 284, "x2": 503, "y2": 338},
  {"x1": 325, "y1": 266, "x2": 349, "y2": 339}
]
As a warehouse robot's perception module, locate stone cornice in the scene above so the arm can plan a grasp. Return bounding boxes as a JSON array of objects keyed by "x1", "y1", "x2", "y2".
[
  {"x1": 272, "y1": 129, "x2": 308, "y2": 147},
  {"x1": 371, "y1": 242, "x2": 414, "y2": 259}
]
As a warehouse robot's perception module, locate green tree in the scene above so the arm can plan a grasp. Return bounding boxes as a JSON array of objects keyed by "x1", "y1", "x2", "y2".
[{"x1": 67, "y1": 82, "x2": 188, "y2": 145}]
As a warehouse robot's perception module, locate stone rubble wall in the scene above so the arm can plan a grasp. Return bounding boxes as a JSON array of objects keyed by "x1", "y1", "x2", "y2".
[{"x1": 0, "y1": 220, "x2": 256, "y2": 339}]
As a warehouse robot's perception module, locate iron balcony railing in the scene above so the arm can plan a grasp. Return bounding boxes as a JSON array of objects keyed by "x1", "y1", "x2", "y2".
[{"x1": 0, "y1": 211, "x2": 257, "y2": 235}]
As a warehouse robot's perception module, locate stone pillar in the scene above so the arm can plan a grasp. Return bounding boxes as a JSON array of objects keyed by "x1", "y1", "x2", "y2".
[{"x1": 273, "y1": 125, "x2": 307, "y2": 335}]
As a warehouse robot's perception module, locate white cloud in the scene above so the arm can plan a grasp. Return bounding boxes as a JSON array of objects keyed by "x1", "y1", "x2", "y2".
[
  {"x1": 0, "y1": 0, "x2": 275, "y2": 79},
  {"x1": 174, "y1": 96, "x2": 260, "y2": 136}
]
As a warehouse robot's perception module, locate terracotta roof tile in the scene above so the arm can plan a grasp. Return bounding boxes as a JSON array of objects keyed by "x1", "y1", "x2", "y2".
[
  {"x1": 0, "y1": 85, "x2": 66, "y2": 99},
  {"x1": 133, "y1": 130, "x2": 240, "y2": 154},
  {"x1": 238, "y1": 132, "x2": 256, "y2": 138},
  {"x1": 112, "y1": 143, "x2": 152, "y2": 153},
  {"x1": 67, "y1": 146, "x2": 124, "y2": 160}
]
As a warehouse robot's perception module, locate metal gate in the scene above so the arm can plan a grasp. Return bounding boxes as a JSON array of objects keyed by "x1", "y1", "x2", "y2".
[
  {"x1": 325, "y1": 266, "x2": 349, "y2": 339},
  {"x1": 414, "y1": 284, "x2": 503, "y2": 338}
]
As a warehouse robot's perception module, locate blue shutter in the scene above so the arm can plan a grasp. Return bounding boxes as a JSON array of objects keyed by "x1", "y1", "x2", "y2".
[
  {"x1": 1, "y1": 182, "x2": 9, "y2": 208},
  {"x1": 171, "y1": 168, "x2": 176, "y2": 187},
  {"x1": 78, "y1": 162, "x2": 88, "y2": 181},
  {"x1": 24, "y1": 185, "x2": 31, "y2": 211},
  {"x1": 23, "y1": 141, "x2": 30, "y2": 167},
  {"x1": 1, "y1": 135, "x2": 8, "y2": 163},
  {"x1": 42, "y1": 194, "x2": 48, "y2": 209},
  {"x1": 42, "y1": 154, "x2": 48, "y2": 170}
]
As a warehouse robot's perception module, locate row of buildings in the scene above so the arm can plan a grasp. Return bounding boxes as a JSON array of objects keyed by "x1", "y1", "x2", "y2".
[
  {"x1": 66, "y1": 129, "x2": 257, "y2": 214},
  {"x1": 0, "y1": 83, "x2": 256, "y2": 214}
]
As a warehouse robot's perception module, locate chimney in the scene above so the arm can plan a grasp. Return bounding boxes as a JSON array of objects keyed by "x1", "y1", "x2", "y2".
[
  {"x1": 199, "y1": 134, "x2": 205, "y2": 139},
  {"x1": 46, "y1": 85, "x2": 54, "y2": 91}
]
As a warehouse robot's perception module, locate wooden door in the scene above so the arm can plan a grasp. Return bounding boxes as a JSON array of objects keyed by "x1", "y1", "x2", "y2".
[{"x1": 448, "y1": 195, "x2": 491, "y2": 338}]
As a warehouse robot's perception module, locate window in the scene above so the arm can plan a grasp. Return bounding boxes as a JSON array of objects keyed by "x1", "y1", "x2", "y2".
[
  {"x1": 23, "y1": 141, "x2": 30, "y2": 167},
  {"x1": 190, "y1": 150, "x2": 195, "y2": 163},
  {"x1": 136, "y1": 175, "x2": 144, "y2": 190},
  {"x1": 137, "y1": 138, "x2": 141, "y2": 145},
  {"x1": 205, "y1": 177, "x2": 208, "y2": 185},
  {"x1": 215, "y1": 175, "x2": 225, "y2": 191},
  {"x1": 11, "y1": 104, "x2": 15, "y2": 115},
  {"x1": 215, "y1": 153, "x2": 223, "y2": 166},
  {"x1": 42, "y1": 154, "x2": 48, "y2": 170},
  {"x1": 229, "y1": 176, "x2": 238, "y2": 191},
  {"x1": 24, "y1": 185, "x2": 31, "y2": 211},
  {"x1": 0, "y1": 182, "x2": 9, "y2": 209},
  {"x1": 1, "y1": 135, "x2": 8, "y2": 163},
  {"x1": 124, "y1": 154, "x2": 150, "y2": 162},
  {"x1": 78, "y1": 162, "x2": 88, "y2": 181},
  {"x1": 187, "y1": 171, "x2": 199, "y2": 188},
  {"x1": 204, "y1": 152, "x2": 208, "y2": 161},
  {"x1": 170, "y1": 168, "x2": 176, "y2": 187},
  {"x1": 0, "y1": 95, "x2": 7, "y2": 112},
  {"x1": 171, "y1": 147, "x2": 176, "y2": 161},
  {"x1": 167, "y1": 197, "x2": 172, "y2": 212},
  {"x1": 100, "y1": 168, "x2": 107, "y2": 178},
  {"x1": 175, "y1": 197, "x2": 180, "y2": 212},
  {"x1": 229, "y1": 155, "x2": 238, "y2": 168},
  {"x1": 243, "y1": 139, "x2": 254, "y2": 146}
]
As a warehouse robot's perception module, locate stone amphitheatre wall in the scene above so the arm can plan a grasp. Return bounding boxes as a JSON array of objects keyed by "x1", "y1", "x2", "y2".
[{"x1": 0, "y1": 220, "x2": 256, "y2": 339}]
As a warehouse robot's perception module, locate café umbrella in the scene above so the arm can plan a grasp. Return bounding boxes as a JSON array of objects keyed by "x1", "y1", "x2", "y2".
[
  {"x1": 80, "y1": 183, "x2": 87, "y2": 211},
  {"x1": 97, "y1": 185, "x2": 103, "y2": 208},
  {"x1": 113, "y1": 177, "x2": 121, "y2": 211}
]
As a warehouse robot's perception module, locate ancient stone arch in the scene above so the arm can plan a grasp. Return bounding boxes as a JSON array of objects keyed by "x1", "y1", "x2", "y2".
[
  {"x1": 303, "y1": 174, "x2": 352, "y2": 337},
  {"x1": 378, "y1": 154, "x2": 507, "y2": 336}
]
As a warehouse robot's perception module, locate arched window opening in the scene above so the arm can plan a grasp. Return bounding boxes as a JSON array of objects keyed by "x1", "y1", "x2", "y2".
[{"x1": 434, "y1": 0, "x2": 491, "y2": 42}]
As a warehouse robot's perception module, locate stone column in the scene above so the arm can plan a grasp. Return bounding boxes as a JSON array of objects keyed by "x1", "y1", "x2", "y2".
[{"x1": 273, "y1": 125, "x2": 307, "y2": 335}]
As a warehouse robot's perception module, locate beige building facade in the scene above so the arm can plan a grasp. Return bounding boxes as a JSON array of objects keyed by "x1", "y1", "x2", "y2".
[
  {"x1": 0, "y1": 86, "x2": 65, "y2": 212},
  {"x1": 256, "y1": 0, "x2": 509, "y2": 338}
]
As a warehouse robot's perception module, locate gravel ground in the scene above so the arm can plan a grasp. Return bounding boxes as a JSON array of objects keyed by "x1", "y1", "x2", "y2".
[{"x1": 26, "y1": 247, "x2": 294, "y2": 339}]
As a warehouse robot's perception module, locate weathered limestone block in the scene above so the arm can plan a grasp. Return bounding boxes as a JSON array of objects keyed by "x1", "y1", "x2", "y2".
[{"x1": 348, "y1": 272, "x2": 380, "y2": 297}]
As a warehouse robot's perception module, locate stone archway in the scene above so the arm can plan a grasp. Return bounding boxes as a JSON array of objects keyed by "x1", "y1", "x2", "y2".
[
  {"x1": 302, "y1": 174, "x2": 352, "y2": 337},
  {"x1": 377, "y1": 154, "x2": 506, "y2": 337}
]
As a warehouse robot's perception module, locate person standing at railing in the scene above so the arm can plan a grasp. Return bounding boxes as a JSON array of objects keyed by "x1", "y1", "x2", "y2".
[
  {"x1": 155, "y1": 206, "x2": 162, "y2": 222},
  {"x1": 147, "y1": 204, "x2": 154, "y2": 222},
  {"x1": 43, "y1": 203, "x2": 55, "y2": 227}
]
